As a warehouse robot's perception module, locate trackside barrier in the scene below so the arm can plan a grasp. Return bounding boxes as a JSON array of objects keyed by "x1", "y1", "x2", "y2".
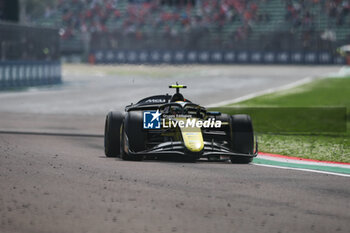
[
  {"x1": 0, "y1": 61, "x2": 61, "y2": 89},
  {"x1": 90, "y1": 50, "x2": 346, "y2": 65}
]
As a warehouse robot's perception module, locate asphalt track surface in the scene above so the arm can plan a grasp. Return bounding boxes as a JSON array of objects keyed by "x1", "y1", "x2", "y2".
[{"x1": 0, "y1": 65, "x2": 349, "y2": 233}]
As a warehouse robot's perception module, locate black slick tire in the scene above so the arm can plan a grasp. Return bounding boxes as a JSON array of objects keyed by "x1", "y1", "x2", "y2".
[
  {"x1": 104, "y1": 111, "x2": 124, "y2": 157},
  {"x1": 120, "y1": 111, "x2": 146, "y2": 161},
  {"x1": 230, "y1": 114, "x2": 254, "y2": 164}
]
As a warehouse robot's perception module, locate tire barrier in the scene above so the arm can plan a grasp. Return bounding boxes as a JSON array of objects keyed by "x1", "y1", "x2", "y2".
[
  {"x1": 90, "y1": 50, "x2": 346, "y2": 65},
  {"x1": 0, "y1": 61, "x2": 61, "y2": 89}
]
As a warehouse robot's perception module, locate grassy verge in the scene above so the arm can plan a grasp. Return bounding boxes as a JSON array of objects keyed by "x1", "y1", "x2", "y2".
[{"x1": 218, "y1": 77, "x2": 350, "y2": 163}]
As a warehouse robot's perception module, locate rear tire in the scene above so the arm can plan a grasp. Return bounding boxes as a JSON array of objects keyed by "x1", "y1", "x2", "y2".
[
  {"x1": 215, "y1": 113, "x2": 231, "y2": 138},
  {"x1": 104, "y1": 111, "x2": 124, "y2": 157},
  {"x1": 230, "y1": 114, "x2": 254, "y2": 164}
]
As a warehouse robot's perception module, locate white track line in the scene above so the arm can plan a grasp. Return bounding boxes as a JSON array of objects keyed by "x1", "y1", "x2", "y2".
[
  {"x1": 206, "y1": 76, "x2": 315, "y2": 107},
  {"x1": 252, "y1": 163, "x2": 350, "y2": 178}
]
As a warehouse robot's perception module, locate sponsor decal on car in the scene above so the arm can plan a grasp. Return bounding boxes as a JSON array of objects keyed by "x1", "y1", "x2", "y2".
[
  {"x1": 162, "y1": 118, "x2": 221, "y2": 128},
  {"x1": 145, "y1": 99, "x2": 167, "y2": 103},
  {"x1": 143, "y1": 110, "x2": 222, "y2": 129},
  {"x1": 143, "y1": 110, "x2": 162, "y2": 129}
]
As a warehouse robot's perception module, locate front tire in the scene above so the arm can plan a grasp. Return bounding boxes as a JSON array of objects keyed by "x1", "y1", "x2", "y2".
[
  {"x1": 104, "y1": 111, "x2": 124, "y2": 157},
  {"x1": 120, "y1": 111, "x2": 146, "y2": 161},
  {"x1": 230, "y1": 114, "x2": 254, "y2": 164}
]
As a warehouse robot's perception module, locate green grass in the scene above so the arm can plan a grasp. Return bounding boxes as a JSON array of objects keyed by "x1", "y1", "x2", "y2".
[
  {"x1": 258, "y1": 134, "x2": 350, "y2": 162},
  {"x1": 231, "y1": 77, "x2": 350, "y2": 108},
  {"x1": 218, "y1": 77, "x2": 350, "y2": 163}
]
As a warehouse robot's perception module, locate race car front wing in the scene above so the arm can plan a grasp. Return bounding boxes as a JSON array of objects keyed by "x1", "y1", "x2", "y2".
[{"x1": 125, "y1": 138, "x2": 258, "y2": 158}]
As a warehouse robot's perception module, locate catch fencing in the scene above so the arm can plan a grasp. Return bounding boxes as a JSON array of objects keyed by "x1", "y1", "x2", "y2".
[
  {"x1": 90, "y1": 49, "x2": 346, "y2": 65},
  {"x1": 0, "y1": 61, "x2": 61, "y2": 89}
]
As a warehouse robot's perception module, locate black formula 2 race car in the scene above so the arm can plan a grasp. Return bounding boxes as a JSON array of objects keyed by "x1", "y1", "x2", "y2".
[{"x1": 104, "y1": 84, "x2": 258, "y2": 163}]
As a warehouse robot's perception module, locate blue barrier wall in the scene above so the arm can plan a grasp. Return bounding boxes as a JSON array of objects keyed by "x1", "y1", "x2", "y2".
[
  {"x1": 0, "y1": 61, "x2": 61, "y2": 89},
  {"x1": 91, "y1": 50, "x2": 346, "y2": 65}
]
